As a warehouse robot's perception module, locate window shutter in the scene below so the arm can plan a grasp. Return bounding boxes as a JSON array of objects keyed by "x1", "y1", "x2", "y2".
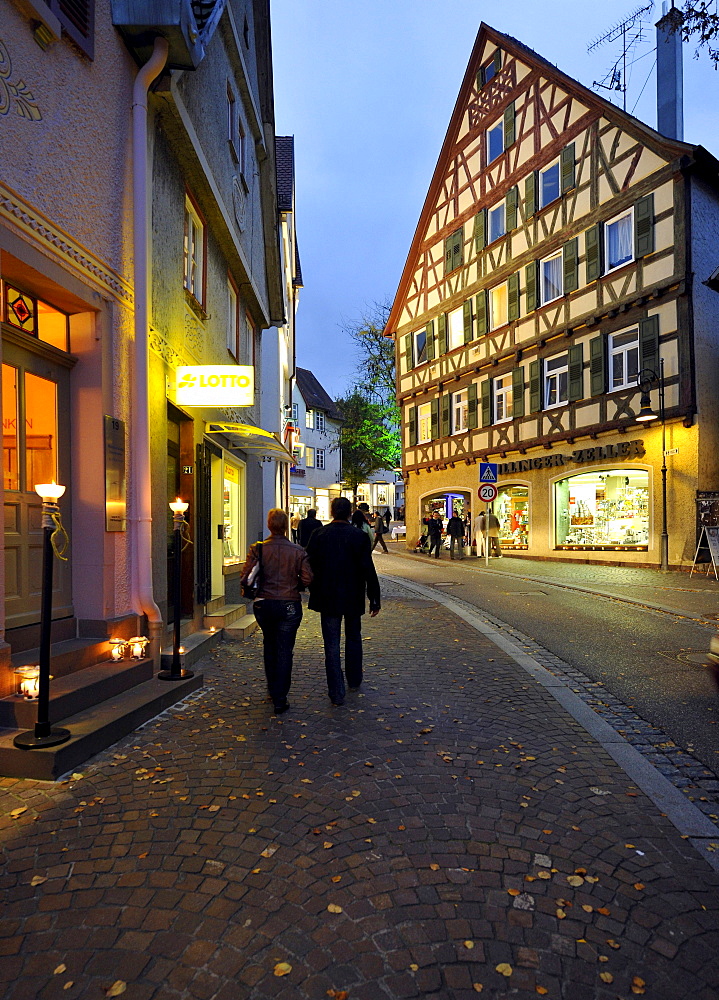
[
  {"x1": 563, "y1": 238, "x2": 579, "y2": 294},
  {"x1": 437, "y1": 313, "x2": 447, "y2": 355},
  {"x1": 568, "y1": 343, "x2": 584, "y2": 402},
  {"x1": 481, "y1": 379, "x2": 493, "y2": 427},
  {"x1": 589, "y1": 335, "x2": 606, "y2": 396},
  {"x1": 503, "y1": 101, "x2": 515, "y2": 148},
  {"x1": 463, "y1": 299, "x2": 473, "y2": 344},
  {"x1": 585, "y1": 223, "x2": 602, "y2": 282},
  {"x1": 409, "y1": 405, "x2": 417, "y2": 446},
  {"x1": 508, "y1": 272, "x2": 520, "y2": 322},
  {"x1": 426, "y1": 320, "x2": 435, "y2": 361},
  {"x1": 560, "y1": 143, "x2": 576, "y2": 192},
  {"x1": 467, "y1": 382, "x2": 478, "y2": 429},
  {"x1": 452, "y1": 227, "x2": 464, "y2": 271},
  {"x1": 635, "y1": 194, "x2": 655, "y2": 257},
  {"x1": 430, "y1": 398, "x2": 439, "y2": 440},
  {"x1": 444, "y1": 235, "x2": 453, "y2": 275},
  {"x1": 492, "y1": 49, "x2": 502, "y2": 75},
  {"x1": 512, "y1": 366, "x2": 525, "y2": 418},
  {"x1": 639, "y1": 315, "x2": 660, "y2": 373},
  {"x1": 506, "y1": 186, "x2": 518, "y2": 231},
  {"x1": 404, "y1": 334, "x2": 413, "y2": 371},
  {"x1": 50, "y1": 0, "x2": 94, "y2": 57},
  {"x1": 525, "y1": 261, "x2": 538, "y2": 312},
  {"x1": 525, "y1": 172, "x2": 537, "y2": 218},
  {"x1": 441, "y1": 394, "x2": 451, "y2": 437},
  {"x1": 529, "y1": 359, "x2": 543, "y2": 412},
  {"x1": 475, "y1": 290, "x2": 488, "y2": 337},
  {"x1": 476, "y1": 67, "x2": 485, "y2": 89},
  {"x1": 474, "y1": 209, "x2": 487, "y2": 252}
]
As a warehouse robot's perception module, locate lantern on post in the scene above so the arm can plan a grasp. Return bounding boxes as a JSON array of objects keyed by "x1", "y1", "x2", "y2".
[{"x1": 159, "y1": 498, "x2": 194, "y2": 681}]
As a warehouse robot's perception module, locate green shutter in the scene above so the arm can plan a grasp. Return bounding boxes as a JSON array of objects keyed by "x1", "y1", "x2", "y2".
[
  {"x1": 512, "y1": 366, "x2": 525, "y2": 418},
  {"x1": 430, "y1": 398, "x2": 439, "y2": 440},
  {"x1": 476, "y1": 67, "x2": 485, "y2": 89},
  {"x1": 589, "y1": 335, "x2": 606, "y2": 396},
  {"x1": 563, "y1": 238, "x2": 579, "y2": 294},
  {"x1": 506, "y1": 186, "x2": 518, "y2": 231},
  {"x1": 409, "y1": 405, "x2": 417, "y2": 446},
  {"x1": 503, "y1": 101, "x2": 515, "y2": 148},
  {"x1": 639, "y1": 315, "x2": 660, "y2": 374},
  {"x1": 463, "y1": 299, "x2": 473, "y2": 344},
  {"x1": 492, "y1": 49, "x2": 501, "y2": 75},
  {"x1": 525, "y1": 261, "x2": 538, "y2": 312},
  {"x1": 467, "y1": 382, "x2": 478, "y2": 429},
  {"x1": 474, "y1": 209, "x2": 487, "y2": 252},
  {"x1": 481, "y1": 379, "x2": 492, "y2": 427},
  {"x1": 585, "y1": 223, "x2": 602, "y2": 282},
  {"x1": 568, "y1": 343, "x2": 584, "y2": 402},
  {"x1": 561, "y1": 143, "x2": 576, "y2": 192},
  {"x1": 451, "y1": 227, "x2": 464, "y2": 271},
  {"x1": 425, "y1": 319, "x2": 435, "y2": 361},
  {"x1": 529, "y1": 359, "x2": 542, "y2": 412},
  {"x1": 475, "y1": 290, "x2": 488, "y2": 337},
  {"x1": 444, "y1": 235, "x2": 453, "y2": 275},
  {"x1": 437, "y1": 313, "x2": 447, "y2": 355},
  {"x1": 508, "y1": 272, "x2": 520, "y2": 322},
  {"x1": 635, "y1": 194, "x2": 655, "y2": 257},
  {"x1": 441, "y1": 393, "x2": 451, "y2": 438},
  {"x1": 404, "y1": 333, "x2": 413, "y2": 371},
  {"x1": 525, "y1": 171, "x2": 537, "y2": 218}
]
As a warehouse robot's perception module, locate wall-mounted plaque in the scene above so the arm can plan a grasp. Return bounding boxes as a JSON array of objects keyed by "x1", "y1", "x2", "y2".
[{"x1": 104, "y1": 415, "x2": 126, "y2": 532}]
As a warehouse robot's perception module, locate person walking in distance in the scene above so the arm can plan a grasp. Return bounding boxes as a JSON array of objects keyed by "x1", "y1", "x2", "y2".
[
  {"x1": 290, "y1": 511, "x2": 301, "y2": 544},
  {"x1": 371, "y1": 510, "x2": 389, "y2": 553},
  {"x1": 383, "y1": 508, "x2": 391, "y2": 529},
  {"x1": 474, "y1": 509, "x2": 487, "y2": 558},
  {"x1": 240, "y1": 508, "x2": 312, "y2": 715},
  {"x1": 425, "y1": 511, "x2": 443, "y2": 559},
  {"x1": 306, "y1": 496, "x2": 381, "y2": 705},
  {"x1": 446, "y1": 509, "x2": 465, "y2": 560},
  {"x1": 298, "y1": 508, "x2": 323, "y2": 548},
  {"x1": 487, "y1": 509, "x2": 502, "y2": 556}
]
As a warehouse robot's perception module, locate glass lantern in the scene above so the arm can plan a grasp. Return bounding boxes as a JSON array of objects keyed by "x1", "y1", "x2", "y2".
[
  {"x1": 127, "y1": 636, "x2": 149, "y2": 659},
  {"x1": 14, "y1": 665, "x2": 44, "y2": 700}
]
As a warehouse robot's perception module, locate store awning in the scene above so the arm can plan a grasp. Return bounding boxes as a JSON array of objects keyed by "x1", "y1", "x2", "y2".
[{"x1": 205, "y1": 422, "x2": 294, "y2": 463}]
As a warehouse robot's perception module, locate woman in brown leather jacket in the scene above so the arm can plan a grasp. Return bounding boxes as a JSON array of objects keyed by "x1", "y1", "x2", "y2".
[{"x1": 241, "y1": 508, "x2": 312, "y2": 714}]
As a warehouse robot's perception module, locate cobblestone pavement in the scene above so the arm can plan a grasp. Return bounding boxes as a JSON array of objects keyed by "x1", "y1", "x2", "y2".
[{"x1": 2, "y1": 588, "x2": 719, "y2": 999}]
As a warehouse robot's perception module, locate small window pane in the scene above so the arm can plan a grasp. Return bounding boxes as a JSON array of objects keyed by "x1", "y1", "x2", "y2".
[
  {"x1": 489, "y1": 204, "x2": 505, "y2": 242},
  {"x1": 606, "y1": 213, "x2": 633, "y2": 269},
  {"x1": 487, "y1": 124, "x2": 504, "y2": 162},
  {"x1": 305, "y1": 409, "x2": 313, "y2": 429},
  {"x1": 25, "y1": 372, "x2": 57, "y2": 490},
  {"x1": 540, "y1": 162, "x2": 560, "y2": 207},
  {"x1": 484, "y1": 59, "x2": 496, "y2": 83},
  {"x1": 2, "y1": 364, "x2": 18, "y2": 490},
  {"x1": 37, "y1": 300, "x2": 68, "y2": 351},
  {"x1": 5, "y1": 285, "x2": 35, "y2": 335},
  {"x1": 415, "y1": 329, "x2": 427, "y2": 365},
  {"x1": 490, "y1": 283, "x2": 508, "y2": 330},
  {"x1": 541, "y1": 255, "x2": 563, "y2": 303}
]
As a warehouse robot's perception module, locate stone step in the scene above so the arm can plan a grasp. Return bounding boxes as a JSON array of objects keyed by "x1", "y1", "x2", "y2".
[
  {"x1": 0, "y1": 657, "x2": 153, "y2": 729},
  {"x1": 160, "y1": 628, "x2": 222, "y2": 671},
  {"x1": 205, "y1": 595, "x2": 226, "y2": 614},
  {"x1": 223, "y1": 614, "x2": 257, "y2": 639},
  {"x1": 11, "y1": 638, "x2": 116, "y2": 679},
  {"x1": 203, "y1": 603, "x2": 247, "y2": 629},
  {"x1": 0, "y1": 671, "x2": 203, "y2": 781}
]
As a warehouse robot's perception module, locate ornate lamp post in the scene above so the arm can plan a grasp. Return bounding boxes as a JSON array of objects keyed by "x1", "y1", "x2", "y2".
[
  {"x1": 636, "y1": 359, "x2": 668, "y2": 572},
  {"x1": 159, "y1": 498, "x2": 194, "y2": 681},
  {"x1": 13, "y1": 482, "x2": 71, "y2": 749}
]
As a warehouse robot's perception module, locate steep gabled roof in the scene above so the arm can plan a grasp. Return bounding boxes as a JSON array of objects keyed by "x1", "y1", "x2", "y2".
[{"x1": 296, "y1": 367, "x2": 342, "y2": 420}]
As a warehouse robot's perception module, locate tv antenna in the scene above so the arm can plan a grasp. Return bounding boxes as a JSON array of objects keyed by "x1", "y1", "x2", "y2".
[{"x1": 587, "y1": 2, "x2": 655, "y2": 111}]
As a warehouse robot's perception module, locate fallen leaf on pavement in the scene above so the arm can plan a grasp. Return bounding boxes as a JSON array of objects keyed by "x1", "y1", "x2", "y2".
[
  {"x1": 537, "y1": 871, "x2": 551, "y2": 880},
  {"x1": 331, "y1": 876, "x2": 342, "y2": 883},
  {"x1": 104, "y1": 983, "x2": 126, "y2": 997},
  {"x1": 536, "y1": 988, "x2": 548, "y2": 995},
  {"x1": 596, "y1": 907, "x2": 611, "y2": 916},
  {"x1": 54, "y1": 964, "x2": 66, "y2": 975},
  {"x1": 631, "y1": 976, "x2": 646, "y2": 994},
  {"x1": 566, "y1": 875, "x2": 584, "y2": 887},
  {"x1": 327, "y1": 903, "x2": 343, "y2": 913},
  {"x1": 273, "y1": 962, "x2": 292, "y2": 977},
  {"x1": 599, "y1": 972, "x2": 613, "y2": 984},
  {"x1": 409, "y1": 963, "x2": 419, "y2": 970},
  {"x1": 633, "y1": 883, "x2": 645, "y2": 891},
  {"x1": 63, "y1": 983, "x2": 74, "y2": 990},
  {"x1": 582, "y1": 905, "x2": 593, "y2": 912},
  {"x1": 9, "y1": 807, "x2": 27, "y2": 819},
  {"x1": 507, "y1": 889, "x2": 520, "y2": 896},
  {"x1": 430, "y1": 864, "x2": 440, "y2": 871},
  {"x1": 30, "y1": 876, "x2": 47, "y2": 887},
  {"x1": 556, "y1": 909, "x2": 566, "y2": 919},
  {"x1": 496, "y1": 963, "x2": 512, "y2": 977},
  {"x1": 473, "y1": 986, "x2": 483, "y2": 993},
  {"x1": 463, "y1": 940, "x2": 474, "y2": 949},
  {"x1": 323, "y1": 842, "x2": 334, "y2": 849},
  {"x1": 71, "y1": 773, "x2": 84, "y2": 781}
]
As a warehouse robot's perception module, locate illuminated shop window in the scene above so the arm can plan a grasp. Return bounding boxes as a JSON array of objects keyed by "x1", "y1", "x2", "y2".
[
  {"x1": 555, "y1": 469, "x2": 649, "y2": 550},
  {"x1": 2, "y1": 364, "x2": 18, "y2": 490},
  {"x1": 223, "y1": 462, "x2": 243, "y2": 566},
  {"x1": 496, "y1": 485, "x2": 529, "y2": 549}
]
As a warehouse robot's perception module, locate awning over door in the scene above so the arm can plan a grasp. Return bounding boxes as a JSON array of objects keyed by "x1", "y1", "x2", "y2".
[{"x1": 204, "y1": 422, "x2": 294, "y2": 463}]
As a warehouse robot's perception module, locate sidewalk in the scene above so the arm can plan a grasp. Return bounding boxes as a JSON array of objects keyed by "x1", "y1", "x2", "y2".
[{"x1": 1, "y1": 585, "x2": 718, "y2": 999}]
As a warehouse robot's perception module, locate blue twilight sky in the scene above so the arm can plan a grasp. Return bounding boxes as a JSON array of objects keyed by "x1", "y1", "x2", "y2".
[{"x1": 270, "y1": 0, "x2": 719, "y2": 399}]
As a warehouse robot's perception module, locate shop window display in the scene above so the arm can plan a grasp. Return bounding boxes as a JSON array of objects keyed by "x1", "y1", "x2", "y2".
[
  {"x1": 496, "y1": 485, "x2": 529, "y2": 548},
  {"x1": 555, "y1": 469, "x2": 649, "y2": 550},
  {"x1": 223, "y1": 463, "x2": 242, "y2": 566}
]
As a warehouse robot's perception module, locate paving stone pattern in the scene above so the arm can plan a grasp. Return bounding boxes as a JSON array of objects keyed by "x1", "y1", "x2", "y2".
[{"x1": 1, "y1": 596, "x2": 719, "y2": 999}]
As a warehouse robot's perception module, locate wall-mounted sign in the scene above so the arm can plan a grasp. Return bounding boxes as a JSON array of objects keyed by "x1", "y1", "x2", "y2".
[
  {"x1": 224, "y1": 463, "x2": 239, "y2": 484},
  {"x1": 104, "y1": 415, "x2": 126, "y2": 532},
  {"x1": 176, "y1": 366, "x2": 254, "y2": 407},
  {"x1": 497, "y1": 439, "x2": 645, "y2": 476}
]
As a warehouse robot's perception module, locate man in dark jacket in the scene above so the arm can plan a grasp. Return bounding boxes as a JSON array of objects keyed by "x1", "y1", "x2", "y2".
[
  {"x1": 298, "y1": 509, "x2": 323, "y2": 548},
  {"x1": 306, "y1": 496, "x2": 381, "y2": 705},
  {"x1": 446, "y1": 511, "x2": 466, "y2": 560}
]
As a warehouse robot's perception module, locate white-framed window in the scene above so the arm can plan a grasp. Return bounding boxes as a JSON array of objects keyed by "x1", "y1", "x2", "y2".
[
  {"x1": 494, "y1": 374, "x2": 513, "y2": 422},
  {"x1": 448, "y1": 305, "x2": 464, "y2": 351},
  {"x1": 609, "y1": 329, "x2": 639, "y2": 391},
  {"x1": 227, "y1": 84, "x2": 239, "y2": 159},
  {"x1": 417, "y1": 402, "x2": 432, "y2": 443},
  {"x1": 540, "y1": 160, "x2": 560, "y2": 209},
  {"x1": 452, "y1": 389, "x2": 468, "y2": 434},
  {"x1": 305, "y1": 446, "x2": 315, "y2": 468},
  {"x1": 414, "y1": 328, "x2": 427, "y2": 365},
  {"x1": 489, "y1": 282, "x2": 508, "y2": 331},
  {"x1": 316, "y1": 448, "x2": 325, "y2": 470},
  {"x1": 292, "y1": 403, "x2": 299, "y2": 422},
  {"x1": 488, "y1": 201, "x2": 505, "y2": 243},
  {"x1": 305, "y1": 409, "x2": 314, "y2": 429},
  {"x1": 540, "y1": 252, "x2": 563, "y2": 305},
  {"x1": 605, "y1": 208, "x2": 634, "y2": 271},
  {"x1": 316, "y1": 411, "x2": 326, "y2": 433},
  {"x1": 183, "y1": 196, "x2": 204, "y2": 302},
  {"x1": 226, "y1": 279, "x2": 238, "y2": 357},
  {"x1": 487, "y1": 119, "x2": 504, "y2": 163},
  {"x1": 545, "y1": 353, "x2": 569, "y2": 408}
]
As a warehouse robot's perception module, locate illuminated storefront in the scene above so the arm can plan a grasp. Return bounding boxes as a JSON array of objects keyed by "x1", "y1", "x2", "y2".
[
  {"x1": 222, "y1": 461, "x2": 244, "y2": 567},
  {"x1": 495, "y1": 485, "x2": 529, "y2": 549},
  {"x1": 554, "y1": 468, "x2": 649, "y2": 551}
]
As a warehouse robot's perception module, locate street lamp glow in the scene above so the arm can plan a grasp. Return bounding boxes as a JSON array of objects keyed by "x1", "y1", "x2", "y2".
[
  {"x1": 169, "y1": 497, "x2": 189, "y2": 514},
  {"x1": 35, "y1": 481, "x2": 66, "y2": 502},
  {"x1": 636, "y1": 392, "x2": 658, "y2": 422}
]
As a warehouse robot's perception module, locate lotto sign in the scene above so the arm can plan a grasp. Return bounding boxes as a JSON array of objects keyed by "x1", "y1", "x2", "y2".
[
  {"x1": 176, "y1": 366, "x2": 254, "y2": 407},
  {"x1": 479, "y1": 462, "x2": 498, "y2": 482},
  {"x1": 478, "y1": 483, "x2": 498, "y2": 502}
]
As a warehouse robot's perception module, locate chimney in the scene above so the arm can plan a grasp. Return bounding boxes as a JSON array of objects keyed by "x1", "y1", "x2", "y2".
[{"x1": 656, "y1": 3, "x2": 684, "y2": 140}]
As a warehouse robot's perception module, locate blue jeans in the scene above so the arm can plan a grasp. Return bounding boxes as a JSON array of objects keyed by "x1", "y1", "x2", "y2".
[
  {"x1": 450, "y1": 536, "x2": 465, "y2": 559},
  {"x1": 253, "y1": 600, "x2": 302, "y2": 705},
  {"x1": 320, "y1": 613, "x2": 363, "y2": 702}
]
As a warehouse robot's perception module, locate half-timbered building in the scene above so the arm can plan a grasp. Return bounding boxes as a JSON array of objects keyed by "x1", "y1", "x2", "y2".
[{"x1": 388, "y1": 22, "x2": 719, "y2": 567}]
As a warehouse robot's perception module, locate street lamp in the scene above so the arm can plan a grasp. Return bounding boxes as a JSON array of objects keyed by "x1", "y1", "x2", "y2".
[
  {"x1": 159, "y1": 498, "x2": 194, "y2": 681},
  {"x1": 635, "y1": 359, "x2": 668, "y2": 572},
  {"x1": 13, "y1": 482, "x2": 71, "y2": 749}
]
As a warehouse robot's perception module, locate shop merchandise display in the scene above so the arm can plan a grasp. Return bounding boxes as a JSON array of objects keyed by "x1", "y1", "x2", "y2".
[{"x1": 556, "y1": 470, "x2": 649, "y2": 549}]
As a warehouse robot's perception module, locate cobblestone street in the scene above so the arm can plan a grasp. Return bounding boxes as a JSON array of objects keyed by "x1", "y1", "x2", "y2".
[{"x1": 2, "y1": 582, "x2": 719, "y2": 999}]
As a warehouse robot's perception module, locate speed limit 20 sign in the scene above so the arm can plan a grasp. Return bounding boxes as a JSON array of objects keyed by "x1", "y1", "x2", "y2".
[{"x1": 478, "y1": 483, "x2": 498, "y2": 503}]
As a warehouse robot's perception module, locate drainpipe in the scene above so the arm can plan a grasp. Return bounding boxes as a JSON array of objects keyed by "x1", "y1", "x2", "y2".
[{"x1": 131, "y1": 35, "x2": 169, "y2": 667}]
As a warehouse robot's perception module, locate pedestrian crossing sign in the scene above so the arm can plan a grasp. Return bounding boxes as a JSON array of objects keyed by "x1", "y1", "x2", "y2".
[{"x1": 479, "y1": 462, "x2": 498, "y2": 483}]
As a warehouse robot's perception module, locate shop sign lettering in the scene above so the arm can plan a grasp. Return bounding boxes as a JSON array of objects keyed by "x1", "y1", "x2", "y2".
[
  {"x1": 497, "y1": 439, "x2": 645, "y2": 476},
  {"x1": 176, "y1": 365, "x2": 254, "y2": 407}
]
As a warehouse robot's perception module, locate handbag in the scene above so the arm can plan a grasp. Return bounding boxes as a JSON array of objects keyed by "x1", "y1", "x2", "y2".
[{"x1": 241, "y1": 541, "x2": 263, "y2": 599}]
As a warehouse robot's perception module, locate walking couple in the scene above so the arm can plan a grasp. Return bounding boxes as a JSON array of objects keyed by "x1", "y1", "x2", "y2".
[{"x1": 240, "y1": 498, "x2": 381, "y2": 714}]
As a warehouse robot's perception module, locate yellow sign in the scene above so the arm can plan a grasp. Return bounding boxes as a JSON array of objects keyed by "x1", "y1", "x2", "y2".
[
  {"x1": 224, "y1": 463, "x2": 239, "y2": 484},
  {"x1": 176, "y1": 366, "x2": 254, "y2": 407}
]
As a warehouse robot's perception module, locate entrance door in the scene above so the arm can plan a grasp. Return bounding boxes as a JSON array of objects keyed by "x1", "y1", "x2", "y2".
[
  {"x1": 3, "y1": 342, "x2": 72, "y2": 630},
  {"x1": 167, "y1": 417, "x2": 181, "y2": 623}
]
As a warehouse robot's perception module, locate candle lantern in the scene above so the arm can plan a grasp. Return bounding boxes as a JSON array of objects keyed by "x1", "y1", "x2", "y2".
[
  {"x1": 109, "y1": 638, "x2": 127, "y2": 661},
  {"x1": 14, "y1": 665, "x2": 44, "y2": 700},
  {"x1": 127, "y1": 636, "x2": 149, "y2": 659}
]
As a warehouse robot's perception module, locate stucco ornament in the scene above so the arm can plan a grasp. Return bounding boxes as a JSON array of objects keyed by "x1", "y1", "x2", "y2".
[
  {"x1": 232, "y1": 177, "x2": 246, "y2": 231},
  {"x1": 0, "y1": 38, "x2": 42, "y2": 121}
]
